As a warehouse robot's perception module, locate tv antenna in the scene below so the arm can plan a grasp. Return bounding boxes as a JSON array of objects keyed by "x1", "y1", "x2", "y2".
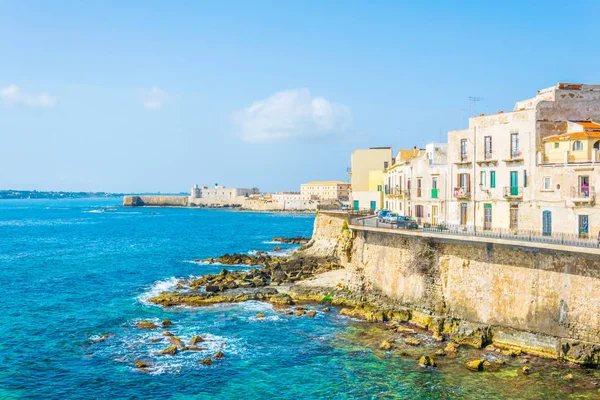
[{"x1": 469, "y1": 96, "x2": 484, "y2": 117}]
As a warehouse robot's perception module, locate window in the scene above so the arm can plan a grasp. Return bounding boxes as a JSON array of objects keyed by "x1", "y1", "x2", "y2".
[
  {"x1": 543, "y1": 177, "x2": 552, "y2": 190},
  {"x1": 432, "y1": 177, "x2": 438, "y2": 189},
  {"x1": 377, "y1": 185, "x2": 382, "y2": 192},
  {"x1": 490, "y1": 171, "x2": 496, "y2": 188},
  {"x1": 554, "y1": 142, "x2": 559, "y2": 148},
  {"x1": 511, "y1": 133, "x2": 519, "y2": 158},
  {"x1": 573, "y1": 141, "x2": 583, "y2": 151},
  {"x1": 484, "y1": 136, "x2": 492, "y2": 159},
  {"x1": 415, "y1": 205, "x2": 424, "y2": 218},
  {"x1": 460, "y1": 139, "x2": 468, "y2": 161},
  {"x1": 480, "y1": 171, "x2": 486, "y2": 187}
]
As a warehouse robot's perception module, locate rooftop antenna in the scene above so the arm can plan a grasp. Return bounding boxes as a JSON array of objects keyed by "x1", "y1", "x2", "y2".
[{"x1": 469, "y1": 96, "x2": 484, "y2": 117}]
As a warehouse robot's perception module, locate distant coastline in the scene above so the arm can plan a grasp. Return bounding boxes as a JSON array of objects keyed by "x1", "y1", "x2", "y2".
[{"x1": 0, "y1": 190, "x2": 186, "y2": 200}]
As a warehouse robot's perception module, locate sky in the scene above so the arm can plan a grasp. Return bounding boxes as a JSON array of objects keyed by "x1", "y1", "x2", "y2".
[{"x1": 1, "y1": 0, "x2": 600, "y2": 193}]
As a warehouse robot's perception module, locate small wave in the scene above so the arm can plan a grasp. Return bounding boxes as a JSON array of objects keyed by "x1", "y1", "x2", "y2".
[
  {"x1": 182, "y1": 260, "x2": 260, "y2": 269},
  {"x1": 261, "y1": 240, "x2": 280, "y2": 244},
  {"x1": 85, "y1": 209, "x2": 105, "y2": 213},
  {"x1": 138, "y1": 277, "x2": 180, "y2": 304}
]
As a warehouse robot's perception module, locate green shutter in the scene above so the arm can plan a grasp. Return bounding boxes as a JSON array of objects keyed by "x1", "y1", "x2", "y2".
[{"x1": 490, "y1": 171, "x2": 496, "y2": 188}]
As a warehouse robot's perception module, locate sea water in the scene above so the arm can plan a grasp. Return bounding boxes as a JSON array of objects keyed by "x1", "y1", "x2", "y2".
[{"x1": 1, "y1": 199, "x2": 598, "y2": 400}]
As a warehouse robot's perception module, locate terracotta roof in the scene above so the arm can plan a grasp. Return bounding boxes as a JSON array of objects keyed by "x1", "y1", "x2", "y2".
[
  {"x1": 544, "y1": 131, "x2": 600, "y2": 141},
  {"x1": 573, "y1": 121, "x2": 600, "y2": 130}
]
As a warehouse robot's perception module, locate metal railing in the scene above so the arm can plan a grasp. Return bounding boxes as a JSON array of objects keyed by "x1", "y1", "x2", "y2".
[
  {"x1": 503, "y1": 186, "x2": 523, "y2": 198},
  {"x1": 484, "y1": 151, "x2": 494, "y2": 160},
  {"x1": 349, "y1": 216, "x2": 599, "y2": 249},
  {"x1": 570, "y1": 186, "x2": 595, "y2": 199},
  {"x1": 453, "y1": 187, "x2": 471, "y2": 199},
  {"x1": 460, "y1": 153, "x2": 469, "y2": 162}
]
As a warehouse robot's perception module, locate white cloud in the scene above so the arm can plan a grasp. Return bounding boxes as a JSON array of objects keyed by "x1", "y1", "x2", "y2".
[
  {"x1": 0, "y1": 85, "x2": 57, "y2": 108},
  {"x1": 142, "y1": 87, "x2": 168, "y2": 110},
  {"x1": 231, "y1": 89, "x2": 353, "y2": 142}
]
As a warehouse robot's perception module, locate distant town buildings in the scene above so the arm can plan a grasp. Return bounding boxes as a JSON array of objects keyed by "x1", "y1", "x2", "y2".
[
  {"x1": 300, "y1": 181, "x2": 350, "y2": 201},
  {"x1": 189, "y1": 184, "x2": 259, "y2": 206},
  {"x1": 348, "y1": 83, "x2": 600, "y2": 238}
]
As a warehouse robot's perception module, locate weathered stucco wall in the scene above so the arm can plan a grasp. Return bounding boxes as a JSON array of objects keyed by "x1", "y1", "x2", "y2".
[
  {"x1": 123, "y1": 196, "x2": 188, "y2": 207},
  {"x1": 310, "y1": 212, "x2": 600, "y2": 364}
]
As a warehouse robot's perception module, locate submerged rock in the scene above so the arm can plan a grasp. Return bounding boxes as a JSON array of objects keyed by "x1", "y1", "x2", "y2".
[
  {"x1": 322, "y1": 307, "x2": 330, "y2": 312},
  {"x1": 256, "y1": 312, "x2": 265, "y2": 319},
  {"x1": 159, "y1": 345, "x2": 178, "y2": 356},
  {"x1": 163, "y1": 331, "x2": 174, "y2": 337},
  {"x1": 136, "y1": 321, "x2": 158, "y2": 329},
  {"x1": 134, "y1": 360, "x2": 152, "y2": 371},
  {"x1": 295, "y1": 310, "x2": 306, "y2": 317},
  {"x1": 404, "y1": 337, "x2": 421, "y2": 346},
  {"x1": 200, "y1": 357, "x2": 213, "y2": 365},
  {"x1": 396, "y1": 326, "x2": 416, "y2": 335},
  {"x1": 161, "y1": 319, "x2": 173, "y2": 327},
  {"x1": 307, "y1": 310, "x2": 317, "y2": 318}
]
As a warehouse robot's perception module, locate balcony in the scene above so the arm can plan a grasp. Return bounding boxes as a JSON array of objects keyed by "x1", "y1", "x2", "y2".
[
  {"x1": 503, "y1": 151, "x2": 524, "y2": 163},
  {"x1": 431, "y1": 188, "x2": 439, "y2": 199},
  {"x1": 455, "y1": 153, "x2": 472, "y2": 166},
  {"x1": 386, "y1": 188, "x2": 407, "y2": 198},
  {"x1": 453, "y1": 187, "x2": 470, "y2": 199},
  {"x1": 570, "y1": 186, "x2": 595, "y2": 203},
  {"x1": 503, "y1": 186, "x2": 523, "y2": 199},
  {"x1": 477, "y1": 151, "x2": 498, "y2": 165}
]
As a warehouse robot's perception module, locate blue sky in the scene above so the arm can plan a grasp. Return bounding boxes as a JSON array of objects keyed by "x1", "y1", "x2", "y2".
[{"x1": 1, "y1": 1, "x2": 599, "y2": 193}]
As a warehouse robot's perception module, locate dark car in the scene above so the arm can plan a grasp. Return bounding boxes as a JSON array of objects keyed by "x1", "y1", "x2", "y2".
[{"x1": 396, "y1": 216, "x2": 419, "y2": 229}]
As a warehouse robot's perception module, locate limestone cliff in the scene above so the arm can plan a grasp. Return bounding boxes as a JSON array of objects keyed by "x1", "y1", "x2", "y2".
[{"x1": 311, "y1": 211, "x2": 600, "y2": 365}]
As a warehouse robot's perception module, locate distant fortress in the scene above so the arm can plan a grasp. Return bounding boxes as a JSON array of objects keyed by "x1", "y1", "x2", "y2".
[{"x1": 123, "y1": 183, "x2": 343, "y2": 211}]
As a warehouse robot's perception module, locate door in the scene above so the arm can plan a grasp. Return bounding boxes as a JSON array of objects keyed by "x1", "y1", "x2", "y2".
[
  {"x1": 370, "y1": 201, "x2": 376, "y2": 210},
  {"x1": 510, "y1": 171, "x2": 518, "y2": 196},
  {"x1": 579, "y1": 176, "x2": 590, "y2": 197},
  {"x1": 484, "y1": 204, "x2": 492, "y2": 230},
  {"x1": 579, "y1": 215, "x2": 589, "y2": 238},
  {"x1": 509, "y1": 204, "x2": 519, "y2": 230},
  {"x1": 542, "y1": 210, "x2": 552, "y2": 236},
  {"x1": 460, "y1": 203, "x2": 468, "y2": 225},
  {"x1": 432, "y1": 205, "x2": 438, "y2": 226},
  {"x1": 353, "y1": 200, "x2": 359, "y2": 211}
]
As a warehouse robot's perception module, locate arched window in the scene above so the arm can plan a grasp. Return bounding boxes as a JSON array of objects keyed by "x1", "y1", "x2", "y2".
[
  {"x1": 573, "y1": 141, "x2": 583, "y2": 151},
  {"x1": 594, "y1": 140, "x2": 600, "y2": 150}
]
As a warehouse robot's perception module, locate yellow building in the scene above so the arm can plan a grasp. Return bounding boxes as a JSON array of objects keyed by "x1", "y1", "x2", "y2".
[
  {"x1": 542, "y1": 121, "x2": 600, "y2": 164},
  {"x1": 300, "y1": 181, "x2": 350, "y2": 201},
  {"x1": 349, "y1": 147, "x2": 392, "y2": 210}
]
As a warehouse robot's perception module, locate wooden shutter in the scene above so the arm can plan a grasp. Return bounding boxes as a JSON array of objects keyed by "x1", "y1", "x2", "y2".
[
  {"x1": 457, "y1": 174, "x2": 460, "y2": 189},
  {"x1": 466, "y1": 174, "x2": 471, "y2": 193}
]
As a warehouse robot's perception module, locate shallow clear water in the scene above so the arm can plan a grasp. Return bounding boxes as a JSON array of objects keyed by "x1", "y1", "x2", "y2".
[{"x1": 1, "y1": 199, "x2": 598, "y2": 400}]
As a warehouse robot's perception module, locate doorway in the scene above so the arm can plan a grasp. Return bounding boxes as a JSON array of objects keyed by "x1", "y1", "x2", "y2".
[
  {"x1": 542, "y1": 210, "x2": 552, "y2": 236},
  {"x1": 510, "y1": 171, "x2": 519, "y2": 196},
  {"x1": 509, "y1": 204, "x2": 519, "y2": 231},
  {"x1": 432, "y1": 205, "x2": 438, "y2": 226},
  {"x1": 460, "y1": 203, "x2": 468, "y2": 225},
  {"x1": 484, "y1": 204, "x2": 492, "y2": 230},
  {"x1": 579, "y1": 215, "x2": 589, "y2": 238},
  {"x1": 579, "y1": 176, "x2": 590, "y2": 197}
]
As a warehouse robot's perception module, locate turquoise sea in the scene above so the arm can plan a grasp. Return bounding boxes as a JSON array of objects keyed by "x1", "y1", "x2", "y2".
[{"x1": 1, "y1": 199, "x2": 595, "y2": 400}]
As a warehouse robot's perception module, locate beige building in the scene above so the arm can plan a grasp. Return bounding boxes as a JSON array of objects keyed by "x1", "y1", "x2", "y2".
[
  {"x1": 189, "y1": 184, "x2": 259, "y2": 206},
  {"x1": 447, "y1": 83, "x2": 600, "y2": 234},
  {"x1": 383, "y1": 144, "x2": 448, "y2": 225},
  {"x1": 536, "y1": 120, "x2": 600, "y2": 238},
  {"x1": 300, "y1": 181, "x2": 350, "y2": 201},
  {"x1": 349, "y1": 147, "x2": 393, "y2": 210}
]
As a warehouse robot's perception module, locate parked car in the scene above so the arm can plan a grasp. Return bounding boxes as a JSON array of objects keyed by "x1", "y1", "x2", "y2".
[
  {"x1": 341, "y1": 204, "x2": 350, "y2": 210},
  {"x1": 395, "y1": 216, "x2": 419, "y2": 229},
  {"x1": 381, "y1": 213, "x2": 399, "y2": 224},
  {"x1": 377, "y1": 209, "x2": 392, "y2": 222}
]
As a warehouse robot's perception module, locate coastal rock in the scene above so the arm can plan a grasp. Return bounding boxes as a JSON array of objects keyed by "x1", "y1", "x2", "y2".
[
  {"x1": 269, "y1": 293, "x2": 294, "y2": 305},
  {"x1": 404, "y1": 338, "x2": 421, "y2": 346},
  {"x1": 271, "y1": 236, "x2": 311, "y2": 245},
  {"x1": 189, "y1": 335, "x2": 205, "y2": 345},
  {"x1": 200, "y1": 357, "x2": 213, "y2": 365},
  {"x1": 136, "y1": 321, "x2": 158, "y2": 329},
  {"x1": 396, "y1": 326, "x2": 416, "y2": 335},
  {"x1": 163, "y1": 331, "x2": 174, "y2": 337},
  {"x1": 169, "y1": 336, "x2": 185, "y2": 348},
  {"x1": 295, "y1": 310, "x2": 306, "y2": 317},
  {"x1": 93, "y1": 333, "x2": 116, "y2": 342},
  {"x1": 419, "y1": 356, "x2": 436, "y2": 367},
  {"x1": 295, "y1": 306, "x2": 307, "y2": 311},
  {"x1": 134, "y1": 360, "x2": 152, "y2": 371},
  {"x1": 522, "y1": 366, "x2": 532, "y2": 375},
  {"x1": 213, "y1": 350, "x2": 225, "y2": 359},
  {"x1": 379, "y1": 340, "x2": 392, "y2": 350},
  {"x1": 149, "y1": 338, "x2": 163, "y2": 343},
  {"x1": 185, "y1": 346, "x2": 206, "y2": 351},
  {"x1": 465, "y1": 359, "x2": 485, "y2": 372},
  {"x1": 256, "y1": 312, "x2": 265, "y2": 319},
  {"x1": 501, "y1": 348, "x2": 522, "y2": 357},
  {"x1": 159, "y1": 345, "x2": 178, "y2": 356},
  {"x1": 322, "y1": 307, "x2": 330, "y2": 312},
  {"x1": 434, "y1": 349, "x2": 446, "y2": 356},
  {"x1": 161, "y1": 319, "x2": 173, "y2": 327},
  {"x1": 563, "y1": 374, "x2": 574, "y2": 381},
  {"x1": 306, "y1": 311, "x2": 317, "y2": 318}
]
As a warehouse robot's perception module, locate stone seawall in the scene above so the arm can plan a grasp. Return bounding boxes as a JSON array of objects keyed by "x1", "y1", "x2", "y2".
[
  {"x1": 123, "y1": 196, "x2": 188, "y2": 207},
  {"x1": 314, "y1": 211, "x2": 600, "y2": 365}
]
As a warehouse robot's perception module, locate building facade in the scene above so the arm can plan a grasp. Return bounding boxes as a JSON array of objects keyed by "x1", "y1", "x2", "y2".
[
  {"x1": 349, "y1": 147, "x2": 393, "y2": 210},
  {"x1": 300, "y1": 181, "x2": 350, "y2": 201}
]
